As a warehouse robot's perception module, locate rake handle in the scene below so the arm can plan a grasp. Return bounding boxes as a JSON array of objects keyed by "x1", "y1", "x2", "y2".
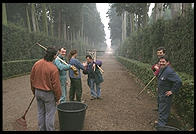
[
  {"x1": 22, "y1": 96, "x2": 35, "y2": 119},
  {"x1": 137, "y1": 76, "x2": 156, "y2": 97}
]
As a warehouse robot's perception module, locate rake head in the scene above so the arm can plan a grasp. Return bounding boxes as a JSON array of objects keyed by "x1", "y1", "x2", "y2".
[{"x1": 14, "y1": 116, "x2": 28, "y2": 131}]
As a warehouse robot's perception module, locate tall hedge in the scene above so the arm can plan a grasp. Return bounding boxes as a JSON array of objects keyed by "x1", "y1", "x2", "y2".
[
  {"x1": 118, "y1": 9, "x2": 194, "y2": 75},
  {"x1": 2, "y1": 22, "x2": 92, "y2": 79},
  {"x1": 2, "y1": 23, "x2": 92, "y2": 62},
  {"x1": 117, "y1": 56, "x2": 194, "y2": 129}
]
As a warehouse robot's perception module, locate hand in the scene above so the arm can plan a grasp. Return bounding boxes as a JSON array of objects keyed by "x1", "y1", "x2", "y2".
[
  {"x1": 154, "y1": 64, "x2": 159, "y2": 70},
  {"x1": 56, "y1": 100, "x2": 60, "y2": 105},
  {"x1": 165, "y1": 91, "x2": 173, "y2": 96},
  {"x1": 83, "y1": 62, "x2": 87, "y2": 67},
  {"x1": 93, "y1": 63, "x2": 96, "y2": 70},
  {"x1": 66, "y1": 81, "x2": 68, "y2": 85}
]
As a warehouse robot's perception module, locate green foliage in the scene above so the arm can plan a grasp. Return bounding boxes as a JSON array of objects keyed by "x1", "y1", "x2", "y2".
[
  {"x1": 3, "y1": 59, "x2": 38, "y2": 79},
  {"x1": 117, "y1": 56, "x2": 194, "y2": 128},
  {"x1": 117, "y1": 9, "x2": 194, "y2": 75},
  {"x1": 2, "y1": 23, "x2": 79, "y2": 61},
  {"x1": 2, "y1": 22, "x2": 92, "y2": 79}
]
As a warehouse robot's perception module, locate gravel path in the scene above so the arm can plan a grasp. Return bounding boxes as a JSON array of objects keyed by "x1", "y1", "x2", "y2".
[{"x1": 3, "y1": 53, "x2": 158, "y2": 131}]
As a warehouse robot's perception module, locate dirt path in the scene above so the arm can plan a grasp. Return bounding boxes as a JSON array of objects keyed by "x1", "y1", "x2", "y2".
[{"x1": 3, "y1": 53, "x2": 158, "y2": 131}]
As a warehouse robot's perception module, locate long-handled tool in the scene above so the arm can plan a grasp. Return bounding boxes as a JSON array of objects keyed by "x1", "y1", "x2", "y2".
[
  {"x1": 136, "y1": 76, "x2": 156, "y2": 98},
  {"x1": 36, "y1": 42, "x2": 79, "y2": 76},
  {"x1": 15, "y1": 96, "x2": 35, "y2": 130}
]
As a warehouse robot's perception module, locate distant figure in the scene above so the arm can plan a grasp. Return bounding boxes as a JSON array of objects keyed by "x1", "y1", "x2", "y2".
[
  {"x1": 83, "y1": 55, "x2": 103, "y2": 100},
  {"x1": 68, "y1": 50, "x2": 86, "y2": 102},
  {"x1": 155, "y1": 55, "x2": 182, "y2": 130},
  {"x1": 53, "y1": 47, "x2": 72, "y2": 103},
  {"x1": 30, "y1": 46, "x2": 61, "y2": 131}
]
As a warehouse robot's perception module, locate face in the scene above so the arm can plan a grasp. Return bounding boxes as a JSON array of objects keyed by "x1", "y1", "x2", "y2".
[
  {"x1": 159, "y1": 58, "x2": 168, "y2": 69},
  {"x1": 157, "y1": 50, "x2": 165, "y2": 58},
  {"x1": 86, "y1": 57, "x2": 93, "y2": 63},
  {"x1": 59, "y1": 48, "x2": 66, "y2": 57}
]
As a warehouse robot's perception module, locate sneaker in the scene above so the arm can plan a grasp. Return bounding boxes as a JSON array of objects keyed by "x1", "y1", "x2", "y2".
[
  {"x1": 154, "y1": 120, "x2": 158, "y2": 126},
  {"x1": 153, "y1": 108, "x2": 158, "y2": 111},
  {"x1": 81, "y1": 100, "x2": 85, "y2": 103},
  {"x1": 97, "y1": 97, "x2": 102, "y2": 100},
  {"x1": 90, "y1": 96, "x2": 96, "y2": 100}
]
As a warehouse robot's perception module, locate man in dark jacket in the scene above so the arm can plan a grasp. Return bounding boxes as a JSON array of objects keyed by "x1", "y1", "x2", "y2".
[
  {"x1": 83, "y1": 55, "x2": 103, "y2": 100},
  {"x1": 156, "y1": 55, "x2": 182, "y2": 130}
]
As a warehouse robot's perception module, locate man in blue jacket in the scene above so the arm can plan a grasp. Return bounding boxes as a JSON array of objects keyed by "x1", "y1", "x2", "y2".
[
  {"x1": 53, "y1": 47, "x2": 71, "y2": 103},
  {"x1": 156, "y1": 55, "x2": 182, "y2": 130},
  {"x1": 83, "y1": 55, "x2": 103, "y2": 100}
]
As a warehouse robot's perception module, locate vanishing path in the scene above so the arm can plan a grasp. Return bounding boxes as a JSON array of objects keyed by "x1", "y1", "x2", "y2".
[{"x1": 3, "y1": 53, "x2": 157, "y2": 131}]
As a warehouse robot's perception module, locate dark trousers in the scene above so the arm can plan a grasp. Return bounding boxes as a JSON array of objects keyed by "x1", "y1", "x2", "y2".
[
  {"x1": 157, "y1": 95, "x2": 173, "y2": 127},
  {"x1": 69, "y1": 78, "x2": 82, "y2": 101}
]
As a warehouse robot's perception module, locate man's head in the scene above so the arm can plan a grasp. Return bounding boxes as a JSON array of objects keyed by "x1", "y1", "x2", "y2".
[
  {"x1": 159, "y1": 55, "x2": 169, "y2": 69},
  {"x1": 157, "y1": 47, "x2": 166, "y2": 58},
  {"x1": 86, "y1": 55, "x2": 93, "y2": 63},
  {"x1": 58, "y1": 47, "x2": 66, "y2": 57},
  {"x1": 44, "y1": 46, "x2": 57, "y2": 62}
]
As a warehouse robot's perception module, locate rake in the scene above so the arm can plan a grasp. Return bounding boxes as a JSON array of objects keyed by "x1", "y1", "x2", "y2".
[{"x1": 15, "y1": 96, "x2": 35, "y2": 130}]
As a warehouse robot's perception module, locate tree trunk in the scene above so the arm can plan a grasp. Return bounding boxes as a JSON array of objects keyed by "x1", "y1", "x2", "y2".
[
  {"x1": 26, "y1": 6, "x2": 31, "y2": 32},
  {"x1": 171, "y1": 3, "x2": 181, "y2": 19},
  {"x1": 156, "y1": 3, "x2": 164, "y2": 20},
  {"x1": 58, "y1": 9, "x2": 61, "y2": 39},
  {"x1": 31, "y1": 3, "x2": 37, "y2": 32},
  {"x1": 143, "y1": 3, "x2": 148, "y2": 27},
  {"x1": 182, "y1": 3, "x2": 192, "y2": 17},
  {"x1": 64, "y1": 23, "x2": 67, "y2": 41},
  {"x1": 42, "y1": 3, "x2": 48, "y2": 36},
  {"x1": 49, "y1": 6, "x2": 54, "y2": 37},
  {"x1": 2, "y1": 3, "x2": 8, "y2": 25},
  {"x1": 121, "y1": 11, "x2": 127, "y2": 42},
  {"x1": 35, "y1": 14, "x2": 40, "y2": 33},
  {"x1": 152, "y1": 3, "x2": 157, "y2": 23}
]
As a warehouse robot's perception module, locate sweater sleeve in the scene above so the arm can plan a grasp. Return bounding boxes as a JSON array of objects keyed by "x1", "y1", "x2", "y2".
[
  {"x1": 30, "y1": 65, "x2": 35, "y2": 95},
  {"x1": 167, "y1": 71, "x2": 182, "y2": 94},
  {"x1": 54, "y1": 58, "x2": 71, "y2": 71},
  {"x1": 75, "y1": 59, "x2": 85, "y2": 70},
  {"x1": 51, "y1": 70, "x2": 62, "y2": 102}
]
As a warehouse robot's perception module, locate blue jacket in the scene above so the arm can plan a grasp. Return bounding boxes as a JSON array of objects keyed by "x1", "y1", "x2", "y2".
[
  {"x1": 157, "y1": 65, "x2": 182, "y2": 95},
  {"x1": 69, "y1": 57, "x2": 84, "y2": 79},
  {"x1": 53, "y1": 54, "x2": 71, "y2": 80},
  {"x1": 83, "y1": 61, "x2": 104, "y2": 84}
]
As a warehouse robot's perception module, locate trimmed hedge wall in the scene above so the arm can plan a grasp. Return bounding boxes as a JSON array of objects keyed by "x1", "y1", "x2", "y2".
[
  {"x1": 3, "y1": 59, "x2": 38, "y2": 79},
  {"x1": 117, "y1": 56, "x2": 194, "y2": 128},
  {"x1": 118, "y1": 8, "x2": 194, "y2": 75},
  {"x1": 2, "y1": 56, "x2": 86, "y2": 80}
]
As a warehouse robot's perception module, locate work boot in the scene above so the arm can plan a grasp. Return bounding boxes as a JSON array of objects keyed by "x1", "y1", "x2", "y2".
[
  {"x1": 97, "y1": 97, "x2": 102, "y2": 100},
  {"x1": 90, "y1": 96, "x2": 96, "y2": 100}
]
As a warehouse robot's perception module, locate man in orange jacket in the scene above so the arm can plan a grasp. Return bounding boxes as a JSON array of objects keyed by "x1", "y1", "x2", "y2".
[{"x1": 30, "y1": 46, "x2": 62, "y2": 131}]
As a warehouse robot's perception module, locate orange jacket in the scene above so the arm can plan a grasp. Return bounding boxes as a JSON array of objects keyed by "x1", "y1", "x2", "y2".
[{"x1": 30, "y1": 59, "x2": 62, "y2": 102}]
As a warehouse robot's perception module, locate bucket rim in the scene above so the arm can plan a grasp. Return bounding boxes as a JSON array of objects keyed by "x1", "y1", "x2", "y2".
[{"x1": 57, "y1": 101, "x2": 88, "y2": 113}]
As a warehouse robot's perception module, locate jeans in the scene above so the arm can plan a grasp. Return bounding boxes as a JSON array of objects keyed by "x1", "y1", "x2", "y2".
[
  {"x1": 60, "y1": 78, "x2": 67, "y2": 103},
  {"x1": 89, "y1": 79, "x2": 101, "y2": 98},
  {"x1": 35, "y1": 89, "x2": 56, "y2": 131}
]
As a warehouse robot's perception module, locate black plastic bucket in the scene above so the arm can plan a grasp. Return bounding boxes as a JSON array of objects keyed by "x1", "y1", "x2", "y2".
[{"x1": 57, "y1": 101, "x2": 88, "y2": 131}]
